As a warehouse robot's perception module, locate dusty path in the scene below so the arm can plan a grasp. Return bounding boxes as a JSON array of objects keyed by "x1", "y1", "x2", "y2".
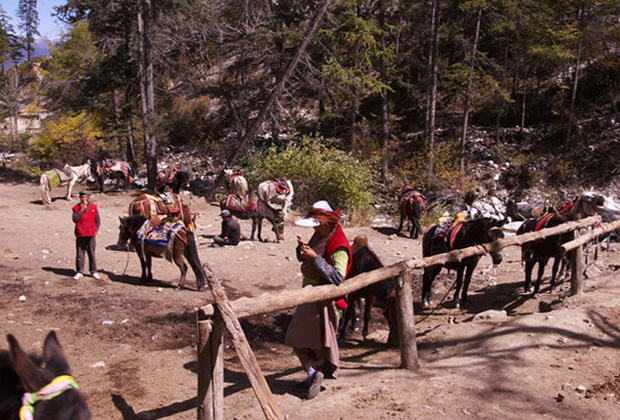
[{"x1": 0, "y1": 180, "x2": 619, "y2": 419}]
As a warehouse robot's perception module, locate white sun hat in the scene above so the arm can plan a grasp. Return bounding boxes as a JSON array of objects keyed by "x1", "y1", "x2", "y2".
[{"x1": 295, "y1": 200, "x2": 334, "y2": 227}]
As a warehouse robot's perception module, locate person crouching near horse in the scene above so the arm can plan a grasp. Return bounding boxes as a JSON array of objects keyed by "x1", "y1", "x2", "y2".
[
  {"x1": 284, "y1": 200, "x2": 352, "y2": 400},
  {"x1": 72, "y1": 190, "x2": 101, "y2": 280},
  {"x1": 211, "y1": 209, "x2": 241, "y2": 247}
]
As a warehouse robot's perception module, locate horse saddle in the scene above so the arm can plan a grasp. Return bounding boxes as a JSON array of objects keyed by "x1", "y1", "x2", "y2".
[
  {"x1": 433, "y1": 220, "x2": 463, "y2": 250},
  {"x1": 143, "y1": 193, "x2": 182, "y2": 214},
  {"x1": 272, "y1": 178, "x2": 290, "y2": 195},
  {"x1": 225, "y1": 194, "x2": 255, "y2": 215},
  {"x1": 534, "y1": 213, "x2": 556, "y2": 232}
]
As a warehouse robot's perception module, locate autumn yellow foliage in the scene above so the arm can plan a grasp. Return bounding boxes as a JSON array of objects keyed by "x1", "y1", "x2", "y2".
[{"x1": 29, "y1": 112, "x2": 103, "y2": 166}]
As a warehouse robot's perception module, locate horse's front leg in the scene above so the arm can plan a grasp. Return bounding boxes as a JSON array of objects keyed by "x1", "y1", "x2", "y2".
[
  {"x1": 453, "y1": 266, "x2": 465, "y2": 309},
  {"x1": 533, "y1": 258, "x2": 548, "y2": 296},
  {"x1": 136, "y1": 247, "x2": 148, "y2": 283},
  {"x1": 460, "y1": 263, "x2": 475, "y2": 306},
  {"x1": 397, "y1": 212, "x2": 404, "y2": 233},
  {"x1": 250, "y1": 216, "x2": 257, "y2": 241},
  {"x1": 549, "y1": 256, "x2": 562, "y2": 293},
  {"x1": 422, "y1": 267, "x2": 440, "y2": 308},
  {"x1": 66, "y1": 179, "x2": 76, "y2": 201},
  {"x1": 146, "y1": 254, "x2": 153, "y2": 283},
  {"x1": 412, "y1": 219, "x2": 422, "y2": 240},
  {"x1": 524, "y1": 258, "x2": 535, "y2": 294},
  {"x1": 362, "y1": 295, "x2": 375, "y2": 339}
]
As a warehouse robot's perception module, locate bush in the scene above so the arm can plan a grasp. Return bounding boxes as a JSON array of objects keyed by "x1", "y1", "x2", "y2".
[
  {"x1": 28, "y1": 112, "x2": 103, "y2": 166},
  {"x1": 243, "y1": 135, "x2": 378, "y2": 224}
]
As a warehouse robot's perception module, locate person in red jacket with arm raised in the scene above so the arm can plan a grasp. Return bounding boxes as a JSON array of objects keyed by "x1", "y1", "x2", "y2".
[{"x1": 72, "y1": 190, "x2": 101, "y2": 280}]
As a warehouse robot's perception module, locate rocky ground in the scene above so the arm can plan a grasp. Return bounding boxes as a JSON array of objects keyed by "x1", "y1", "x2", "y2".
[{"x1": 0, "y1": 177, "x2": 619, "y2": 420}]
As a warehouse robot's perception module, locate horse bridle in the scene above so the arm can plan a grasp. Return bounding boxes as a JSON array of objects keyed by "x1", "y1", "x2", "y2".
[{"x1": 20, "y1": 375, "x2": 80, "y2": 420}]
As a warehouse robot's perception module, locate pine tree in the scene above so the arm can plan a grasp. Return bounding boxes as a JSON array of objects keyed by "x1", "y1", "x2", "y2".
[{"x1": 17, "y1": 0, "x2": 39, "y2": 63}]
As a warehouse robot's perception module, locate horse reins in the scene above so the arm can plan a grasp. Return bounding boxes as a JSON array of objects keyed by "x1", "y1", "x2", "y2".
[{"x1": 20, "y1": 375, "x2": 80, "y2": 420}]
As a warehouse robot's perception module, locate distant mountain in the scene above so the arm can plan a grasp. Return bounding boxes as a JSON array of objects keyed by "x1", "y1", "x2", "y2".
[{"x1": 6, "y1": 38, "x2": 52, "y2": 66}]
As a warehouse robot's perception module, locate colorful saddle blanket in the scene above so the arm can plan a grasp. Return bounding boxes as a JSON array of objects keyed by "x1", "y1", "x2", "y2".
[
  {"x1": 44, "y1": 169, "x2": 62, "y2": 190},
  {"x1": 104, "y1": 159, "x2": 132, "y2": 182},
  {"x1": 225, "y1": 194, "x2": 255, "y2": 215},
  {"x1": 139, "y1": 193, "x2": 182, "y2": 215},
  {"x1": 138, "y1": 221, "x2": 185, "y2": 246}
]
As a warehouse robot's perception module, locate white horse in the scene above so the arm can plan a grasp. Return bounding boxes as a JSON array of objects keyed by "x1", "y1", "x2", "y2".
[
  {"x1": 40, "y1": 162, "x2": 94, "y2": 204},
  {"x1": 257, "y1": 178, "x2": 294, "y2": 216}
]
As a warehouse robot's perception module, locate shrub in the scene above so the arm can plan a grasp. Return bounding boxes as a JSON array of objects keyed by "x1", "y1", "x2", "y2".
[
  {"x1": 28, "y1": 112, "x2": 103, "y2": 165},
  {"x1": 243, "y1": 135, "x2": 378, "y2": 224}
]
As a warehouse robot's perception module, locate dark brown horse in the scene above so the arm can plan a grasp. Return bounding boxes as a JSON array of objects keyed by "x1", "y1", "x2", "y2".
[
  {"x1": 220, "y1": 193, "x2": 285, "y2": 242},
  {"x1": 422, "y1": 217, "x2": 506, "y2": 309},
  {"x1": 397, "y1": 186, "x2": 426, "y2": 239},
  {"x1": 117, "y1": 215, "x2": 206, "y2": 291},
  {"x1": 92, "y1": 158, "x2": 133, "y2": 193},
  {"x1": 156, "y1": 168, "x2": 190, "y2": 194},
  {"x1": 338, "y1": 238, "x2": 397, "y2": 345},
  {"x1": 517, "y1": 192, "x2": 606, "y2": 295},
  {"x1": 0, "y1": 331, "x2": 91, "y2": 420}
]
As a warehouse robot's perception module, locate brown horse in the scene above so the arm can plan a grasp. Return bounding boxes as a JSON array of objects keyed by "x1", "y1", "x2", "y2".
[
  {"x1": 220, "y1": 193, "x2": 285, "y2": 242},
  {"x1": 117, "y1": 215, "x2": 206, "y2": 291},
  {"x1": 0, "y1": 331, "x2": 91, "y2": 420},
  {"x1": 397, "y1": 186, "x2": 426, "y2": 239},
  {"x1": 517, "y1": 192, "x2": 606, "y2": 295}
]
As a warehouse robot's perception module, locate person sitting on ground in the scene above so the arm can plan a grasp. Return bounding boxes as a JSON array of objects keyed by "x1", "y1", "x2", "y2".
[{"x1": 212, "y1": 209, "x2": 241, "y2": 247}]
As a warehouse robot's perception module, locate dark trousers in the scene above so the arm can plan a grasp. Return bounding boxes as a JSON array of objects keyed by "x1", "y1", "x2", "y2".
[
  {"x1": 76, "y1": 236, "x2": 97, "y2": 273},
  {"x1": 212, "y1": 236, "x2": 238, "y2": 247}
]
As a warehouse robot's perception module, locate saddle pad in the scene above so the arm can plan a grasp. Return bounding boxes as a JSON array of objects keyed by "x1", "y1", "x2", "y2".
[
  {"x1": 45, "y1": 170, "x2": 61, "y2": 190},
  {"x1": 139, "y1": 221, "x2": 184, "y2": 246},
  {"x1": 225, "y1": 194, "x2": 255, "y2": 214},
  {"x1": 433, "y1": 219, "x2": 453, "y2": 239},
  {"x1": 273, "y1": 178, "x2": 290, "y2": 195}
]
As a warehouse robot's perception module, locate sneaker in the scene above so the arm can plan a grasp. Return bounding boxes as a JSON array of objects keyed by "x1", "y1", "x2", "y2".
[
  {"x1": 91, "y1": 272, "x2": 101, "y2": 279},
  {"x1": 306, "y1": 371, "x2": 324, "y2": 400},
  {"x1": 73, "y1": 273, "x2": 83, "y2": 280}
]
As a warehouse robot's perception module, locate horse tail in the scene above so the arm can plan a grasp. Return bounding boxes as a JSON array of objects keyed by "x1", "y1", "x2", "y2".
[{"x1": 184, "y1": 231, "x2": 206, "y2": 290}]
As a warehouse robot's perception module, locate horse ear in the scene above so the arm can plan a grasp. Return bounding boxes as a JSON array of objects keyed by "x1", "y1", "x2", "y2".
[
  {"x1": 43, "y1": 331, "x2": 72, "y2": 376},
  {"x1": 8, "y1": 334, "x2": 50, "y2": 392}
]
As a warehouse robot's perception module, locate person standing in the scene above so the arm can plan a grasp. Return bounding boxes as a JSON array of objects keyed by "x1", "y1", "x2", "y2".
[
  {"x1": 285, "y1": 200, "x2": 352, "y2": 399},
  {"x1": 212, "y1": 209, "x2": 241, "y2": 247},
  {"x1": 72, "y1": 191, "x2": 101, "y2": 279}
]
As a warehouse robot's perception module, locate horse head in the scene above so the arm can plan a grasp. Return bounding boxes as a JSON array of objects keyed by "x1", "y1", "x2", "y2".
[
  {"x1": 484, "y1": 218, "x2": 507, "y2": 265},
  {"x1": 117, "y1": 215, "x2": 144, "y2": 249},
  {"x1": 572, "y1": 191, "x2": 606, "y2": 219},
  {"x1": 272, "y1": 214, "x2": 285, "y2": 242},
  {"x1": 5, "y1": 331, "x2": 91, "y2": 420}
]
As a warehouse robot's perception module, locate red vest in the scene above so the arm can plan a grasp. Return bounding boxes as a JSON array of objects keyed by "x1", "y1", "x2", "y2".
[
  {"x1": 73, "y1": 203, "x2": 98, "y2": 237},
  {"x1": 324, "y1": 225, "x2": 352, "y2": 277}
]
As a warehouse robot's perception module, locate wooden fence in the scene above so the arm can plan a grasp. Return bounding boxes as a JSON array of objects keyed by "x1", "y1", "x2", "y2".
[{"x1": 195, "y1": 215, "x2": 619, "y2": 420}]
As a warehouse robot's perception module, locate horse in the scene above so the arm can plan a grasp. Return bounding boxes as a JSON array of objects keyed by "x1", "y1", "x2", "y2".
[
  {"x1": 117, "y1": 215, "x2": 206, "y2": 291},
  {"x1": 506, "y1": 200, "x2": 556, "y2": 221},
  {"x1": 156, "y1": 167, "x2": 190, "y2": 194},
  {"x1": 0, "y1": 331, "x2": 91, "y2": 419},
  {"x1": 257, "y1": 178, "x2": 294, "y2": 215},
  {"x1": 93, "y1": 158, "x2": 133, "y2": 193},
  {"x1": 39, "y1": 162, "x2": 93, "y2": 204},
  {"x1": 338, "y1": 237, "x2": 397, "y2": 345},
  {"x1": 422, "y1": 217, "x2": 506, "y2": 309},
  {"x1": 517, "y1": 192, "x2": 606, "y2": 296},
  {"x1": 397, "y1": 185, "x2": 426, "y2": 239},
  {"x1": 220, "y1": 192, "x2": 285, "y2": 242}
]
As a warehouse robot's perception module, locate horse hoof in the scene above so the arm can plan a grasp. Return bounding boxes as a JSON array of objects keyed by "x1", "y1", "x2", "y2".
[{"x1": 532, "y1": 293, "x2": 539, "y2": 299}]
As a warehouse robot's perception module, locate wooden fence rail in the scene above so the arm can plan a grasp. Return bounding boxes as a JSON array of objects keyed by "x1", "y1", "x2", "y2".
[{"x1": 197, "y1": 214, "x2": 606, "y2": 420}]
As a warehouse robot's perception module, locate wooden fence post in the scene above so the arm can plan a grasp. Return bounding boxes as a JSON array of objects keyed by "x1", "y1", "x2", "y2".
[
  {"x1": 570, "y1": 231, "x2": 584, "y2": 296},
  {"x1": 394, "y1": 269, "x2": 419, "y2": 370},
  {"x1": 197, "y1": 307, "x2": 224, "y2": 420}
]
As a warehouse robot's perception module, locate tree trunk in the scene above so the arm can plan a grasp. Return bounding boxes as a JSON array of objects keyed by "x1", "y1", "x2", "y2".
[
  {"x1": 138, "y1": 0, "x2": 157, "y2": 189},
  {"x1": 566, "y1": 35, "x2": 583, "y2": 147},
  {"x1": 379, "y1": 0, "x2": 389, "y2": 183},
  {"x1": 426, "y1": 0, "x2": 440, "y2": 176},
  {"x1": 112, "y1": 87, "x2": 127, "y2": 161},
  {"x1": 460, "y1": 7, "x2": 481, "y2": 176},
  {"x1": 204, "y1": 0, "x2": 332, "y2": 201}
]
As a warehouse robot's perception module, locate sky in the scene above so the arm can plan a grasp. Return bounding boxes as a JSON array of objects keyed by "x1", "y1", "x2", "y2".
[{"x1": 3, "y1": 0, "x2": 66, "y2": 41}]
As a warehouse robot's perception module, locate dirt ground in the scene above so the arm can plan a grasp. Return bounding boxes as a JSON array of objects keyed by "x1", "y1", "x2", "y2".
[{"x1": 0, "y1": 179, "x2": 619, "y2": 420}]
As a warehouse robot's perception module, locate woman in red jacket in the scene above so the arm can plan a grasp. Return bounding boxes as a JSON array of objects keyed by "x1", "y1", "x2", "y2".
[
  {"x1": 285, "y1": 200, "x2": 352, "y2": 400},
  {"x1": 72, "y1": 191, "x2": 101, "y2": 280}
]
